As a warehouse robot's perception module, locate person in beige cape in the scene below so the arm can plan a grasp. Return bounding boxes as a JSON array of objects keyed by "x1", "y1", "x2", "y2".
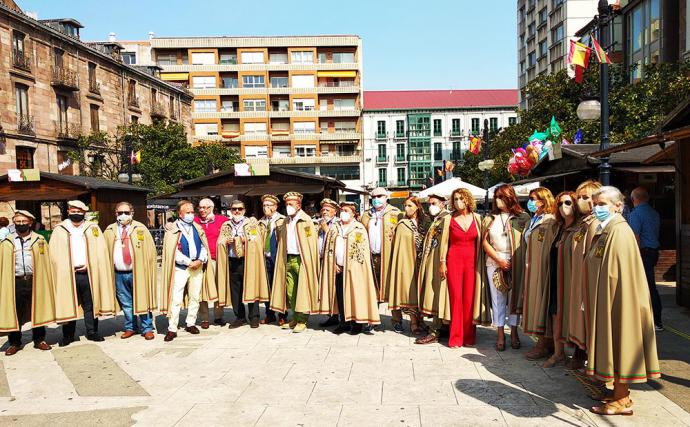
[
  {"x1": 386, "y1": 196, "x2": 427, "y2": 335},
  {"x1": 50, "y1": 200, "x2": 116, "y2": 346},
  {"x1": 521, "y1": 188, "x2": 559, "y2": 360},
  {"x1": 415, "y1": 194, "x2": 452, "y2": 345},
  {"x1": 270, "y1": 192, "x2": 320, "y2": 333},
  {"x1": 103, "y1": 202, "x2": 158, "y2": 340},
  {"x1": 316, "y1": 199, "x2": 344, "y2": 330},
  {"x1": 258, "y1": 194, "x2": 287, "y2": 325},
  {"x1": 586, "y1": 186, "x2": 660, "y2": 416},
  {"x1": 161, "y1": 200, "x2": 217, "y2": 342},
  {"x1": 0, "y1": 210, "x2": 55, "y2": 355},
  {"x1": 216, "y1": 200, "x2": 269, "y2": 329}
]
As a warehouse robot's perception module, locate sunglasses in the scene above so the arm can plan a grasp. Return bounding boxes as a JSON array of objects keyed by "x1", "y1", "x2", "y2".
[
  {"x1": 230, "y1": 207, "x2": 244, "y2": 212},
  {"x1": 372, "y1": 195, "x2": 386, "y2": 199},
  {"x1": 557, "y1": 200, "x2": 573, "y2": 207},
  {"x1": 116, "y1": 211, "x2": 131, "y2": 215}
]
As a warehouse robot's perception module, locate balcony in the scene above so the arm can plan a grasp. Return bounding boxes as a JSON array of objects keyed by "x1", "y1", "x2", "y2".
[
  {"x1": 151, "y1": 101, "x2": 168, "y2": 119},
  {"x1": 12, "y1": 49, "x2": 32, "y2": 72},
  {"x1": 450, "y1": 130, "x2": 463, "y2": 138},
  {"x1": 157, "y1": 62, "x2": 358, "y2": 73},
  {"x1": 128, "y1": 95, "x2": 140, "y2": 109},
  {"x1": 394, "y1": 132, "x2": 406, "y2": 139},
  {"x1": 246, "y1": 154, "x2": 362, "y2": 165},
  {"x1": 55, "y1": 122, "x2": 80, "y2": 140},
  {"x1": 375, "y1": 132, "x2": 387, "y2": 140},
  {"x1": 320, "y1": 131, "x2": 360, "y2": 141},
  {"x1": 376, "y1": 155, "x2": 389, "y2": 164},
  {"x1": 394, "y1": 155, "x2": 407, "y2": 163},
  {"x1": 51, "y1": 66, "x2": 79, "y2": 91},
  {"x1": 17, "y1": 115, "x2": 34, "y2": 136},
  {"x1": 88, "y1": 80, "x2": 101, "y2": 95},
  {"x1": 394, "y1": 180, "x2": 408, "y2": 187}
]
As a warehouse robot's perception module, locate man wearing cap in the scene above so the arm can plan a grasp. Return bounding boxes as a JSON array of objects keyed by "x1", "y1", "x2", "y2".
[
  {"x1": 0, "y1": 210, "x2": 55, "y2": 355},
  {"x1": 316, "y1": 199, "x2": 342, "y2": 329},
  {"x1": 216, "y1": 200, "x2": 269, "y2": 329},
  {"x1": 161, "y1": 200, "x2": 217, "y2": 342},
  {"x1": 194, "y1": 198, "x2": 229, "y2": 329},
  {"x1": 270, "y1": 192, "x2": 320, "y2": 333},
  {"x1": 258, "y1": 194, "x2": 287, "y2": 325},
  {"x1": 104, "y1": 202, "x2": 158, "y2": 340},
  {"x1": 416, "y1": 194, "x2": 452, "y2": 345},
  {"x1": 50, "y1": 200, "x2": 116, "y2": 346}
]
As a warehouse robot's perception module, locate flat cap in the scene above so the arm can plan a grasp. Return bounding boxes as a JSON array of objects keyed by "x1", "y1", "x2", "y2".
[
  {"x1": 370, "y1": 187, "x2": 389, "y2": 197},
  {"x1": 13, "y1": 210, "x2": 35, "y2": 220},
  {"x1": 261, "y1": 194, "x2": 279, "y2": 205},
  {"x1": 320, "y1": 198, "x2": 339, "y2": 209},
  {"x1": 283, "y1": 192, "x2": 303, "y2": 202},
  {"x1": 339, "y1": 201, "x2": 357, "y2": 210},
  {"x1": 427, "y1": 193, "x2": 447, "y2": 202},
  {"x1": 67, "y1": 200, "x2": 89, "y2": 211}
]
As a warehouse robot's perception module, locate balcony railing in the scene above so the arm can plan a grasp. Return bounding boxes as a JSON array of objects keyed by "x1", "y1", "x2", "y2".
[
  {"x1": 17, "y1": 115, "x2": 34, "y2": 136},
  {"x1": 394, "y1": 132, "x2": 406, "y2": 139},
  {"x1": 51, "y1": 66, "x2": 79, "y2": 91},
  {"x1": 55, "y1": 121, "x2": 80, "y2": 140},
  {"x1": 395, "y1": 155, "x2": 407, "y2": 162},
  {"x1": 376, "y1": 155, "x2": 389, "y2": 164},
  {"x1": 375, "y1": 132, "x2": 387, "y2": 140},
  {"x1": 151, "y1": 101, "x2": 167, "y2": 118},
  {"x1": 245, "y1": 154, "x2": 362, "y2": 165},
  {"x1": 450, "y1": 130, "x2": 463, "y2": 137},
  {"x1": 395, "y1": 180, "x2": 408, "y2": 187},
  {"x1": 89, "y1": 80, "x2": 101, "y2": 95},
  {"x1": 128, "y1": 95, "x2": 140, "y2": 108},
  {"x1": 317, "y1": 81, "x2": 356, "y2": 88},
  {"x1": 12, "y1": 49, "x2": 32, "y2": 72}
]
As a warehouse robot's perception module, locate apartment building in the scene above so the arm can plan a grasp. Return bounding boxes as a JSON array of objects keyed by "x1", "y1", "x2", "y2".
[
  {"x1": 362, "y1": 90, "x2": 518, "y2": 191},
  {"x1": 0, "y1": 0, "x2": 193, "y2": 175},
  {"x1": 518, "y1": 0, "x2": 598, "y2": 109},
  {"x1": 148, "y1": 35, "x2": 364, "y2": 189}
]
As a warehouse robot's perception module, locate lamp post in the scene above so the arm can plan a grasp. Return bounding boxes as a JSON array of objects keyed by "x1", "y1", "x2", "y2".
[{"x1": 117, "y1": 133, "x2": 142, "y2": 184}]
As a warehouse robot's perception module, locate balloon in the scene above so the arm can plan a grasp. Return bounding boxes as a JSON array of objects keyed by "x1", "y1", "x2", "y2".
[
  {"x1": 507, "y1": 163, "x2": 519, "y2": 175},
  {"x1": 550, "y1": 116, "x2": 561, "y2": 139},
  {"x1": 515, "y1": 148, "x2": 527, "y2": 156},
  {"x1": 522, "y1": 142, "x2": 529, "y2": 149},
  {"x1": 508, "y1": 157, "x2": 517, "y2": 165},
  {"x1": 538, "y1": 150, "x2": 548, "y2": 161},
  {"x1": 528, "y1": 151, "x2": 539, "y2": 164},
  {"x1": 530, "y1": 130, "x2": 548, "y2": 141}
]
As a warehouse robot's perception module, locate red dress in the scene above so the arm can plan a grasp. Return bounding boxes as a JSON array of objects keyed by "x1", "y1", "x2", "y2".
[{"x1": 447, "y1": 217, "x2": 478, "y2": 347}]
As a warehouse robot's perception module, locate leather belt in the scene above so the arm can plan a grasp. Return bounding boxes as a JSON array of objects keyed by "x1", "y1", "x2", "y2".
[{"x1": 15, "y1": 275, "x2": 33, "y2": 281}]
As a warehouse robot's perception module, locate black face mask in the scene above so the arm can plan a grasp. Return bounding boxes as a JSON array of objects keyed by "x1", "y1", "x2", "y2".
[
  {"x1": 68, "y1": 213, "x2": 85, "y2": 223},
  {"x1": 15, "y1": 224, "x2": 31, "y2": 233}
]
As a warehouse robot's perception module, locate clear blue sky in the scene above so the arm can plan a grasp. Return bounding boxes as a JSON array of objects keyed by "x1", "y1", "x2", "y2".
[{"x1": 19, "y1": 0, "x2": 517, "y2": 90}]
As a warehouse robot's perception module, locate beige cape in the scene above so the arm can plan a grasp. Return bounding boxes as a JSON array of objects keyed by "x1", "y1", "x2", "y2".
[
  {"x1": 361, "y1": 204, "x2": 402, "y2": 300},
  {"x1": 317, "y1": 220, "x2": 342, "y2": 314},
  {"x1": 418, "y1": 211, "x2": 452, "y2": 321},
  {"x1": 554, "y1": 223, "x2": 577, "y2": 341},
  {"x1": 386, "y1": 219, "x2": 420, "y2": 310}
]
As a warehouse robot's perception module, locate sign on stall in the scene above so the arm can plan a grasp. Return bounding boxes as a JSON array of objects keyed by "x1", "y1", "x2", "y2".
[
  {"x1": 234, "y1": 163, "x2": 269, "y2": 177},
  {"x1": 7, "y1": 169, "x2": 40, "y2": 182}
]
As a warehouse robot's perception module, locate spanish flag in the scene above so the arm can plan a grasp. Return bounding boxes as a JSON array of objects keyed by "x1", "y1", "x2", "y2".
[
  {"x1": 591, "y1": 35, "x2": 611, "y2": 64},
  {"x1": 469, "y1": 136, "x2": 482, "y2": 155},
  {"x1": 130, "y1": 150, "x2": 141, "y2": 165},
  {"x1": 568, "y1": 40, "x2": 591, "y2": 68}
]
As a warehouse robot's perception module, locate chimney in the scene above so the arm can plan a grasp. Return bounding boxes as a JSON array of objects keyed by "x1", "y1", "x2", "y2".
[
  {"x1": 148, "y1": 31, "x2": 155, "y2": 40},
  {"x1": 108, "y1": 32, "x2": 116, "y2": 42}
]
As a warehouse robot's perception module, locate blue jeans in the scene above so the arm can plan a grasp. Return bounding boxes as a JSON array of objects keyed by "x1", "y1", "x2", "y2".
[{"x1": 115, "y1": 272, "x2": 154, "y2": 333}]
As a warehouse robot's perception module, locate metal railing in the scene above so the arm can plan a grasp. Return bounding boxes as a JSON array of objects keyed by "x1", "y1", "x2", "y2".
[
  {"x1": 12, "y1": 49, "x2": 32, "y2": 71},
  {"x1": 17, "y1": 115, "x2": 34, "y2": 136},
  {"x1": 151, "y1": 101, "x2": 167, "y2": 118},
  {"x1": 51, "y1": 66, "x2": 79, "y2": 90},
  {"x1": 128, "y1": 95, "x2": 140, "y2": 108},
  {"x1": 89, "y1": 80, "x2": 101, "y2": 95}
]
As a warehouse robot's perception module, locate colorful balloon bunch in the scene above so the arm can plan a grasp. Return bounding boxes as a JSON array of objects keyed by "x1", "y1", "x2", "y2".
[{"x1": 507, "y1": 116, "x2": 562, "y2": 177}]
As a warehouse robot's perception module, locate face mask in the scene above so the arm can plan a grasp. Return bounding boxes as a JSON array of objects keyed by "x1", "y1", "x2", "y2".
[
  {"x1": 340, "y1": 211, "x2": 352, "y2": 222},
  {"x1": 15, "y1": 224, "x2": 31, "y2": 233},
  {"x1": 372, "y1": 198, "x2": 384, "y2": 208},
  {"x1": 454, "y1": 199, "x2": 466, "y2": 211},
  {"x1": 182, "y1": 213, "x2": 195, "y2": 224},
  {"x1": 117, "y1": 214, "x2": 132, "y2": 225},
  {"x1": 593, "y1": 205, "x2": 611, "y2": 222},
  {"x1": 428, "y1": 204, "x2": 441, "y2": 217},
  {"x1": 496, "y1": 198, "x2": 506, "y2": 210},
  {"x1": 232, "y1": 214, "x2": 244, "y2": 222},
  {"x1": 527, "y1": 200, "x2": 538, "y2": 214},
  {"x1": 69, "y1": 213, "x2": 85, "y2": 223},
  {"x1": 286, "y1": 205, "x2": 297, "y2": 216},
  {"x1": 577, "y1": 198, "x2": 591, "y2": 214},
  {"x1": 559, "y1": 205, "x2": 573, "y2": 218}
]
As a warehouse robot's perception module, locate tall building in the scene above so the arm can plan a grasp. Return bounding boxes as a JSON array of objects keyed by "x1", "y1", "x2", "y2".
[
  {"x1": 148, "y1": 35, "x2": 364, "y2": 189},
  {"x1": 517, "y1": 0, "x2": 598, "y2": 109},
  {"x1": 362, "y1": 90, "x2": 518, "y2": 191},
  {"x1": 0, "y1": 0, "x2": 193, "y2": 175}
]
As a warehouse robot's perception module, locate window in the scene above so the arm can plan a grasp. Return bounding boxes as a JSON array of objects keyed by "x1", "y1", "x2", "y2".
[
  {"x1": 273, "y1": 146, "x2": 290, "y2": 157},
  {"x1": 433, "y1": 119, "x2": 442, "y2": 136},
  {"x1": 471, "y1": 118, "x2": 480, "y2": 135},
  {"x1": 294, "y1": 145, "x2": 316, "y2": 157},
  {"x1": 242, "y1": 75, "x2": 265, "y2": 88},
  {"x1": 15, "y1": 146, "x2": 34, "y2": 169},
  {"x1": 290, "y1": 51, "x2": 313, "y2": 64},
  {"x1": 57, "y1": 150, "x2": 73, "y2": 175},
  {"x1": 245, "y1": 145, "x2": 268, "y2": 159},
  {"x1": 539, "y1": 39, "x2": 548, "y2": 57},
  {"x1": 151, "y1": 88, "x2": 158, "y2": 106},
  {"x1": 334, "y1": 121, "x2": 356, "y2": 132},
  {"x1": 538, "y1": 8, "x2": 547, "y2": 26},
  {"x1": 551, "y1": 24, "x2": 564, "y2": 42},
  {"x1": 552, "y1": 0, "x2": 564, "y2": 7},
  {"x1": 489, "y1": 117, "x2": 499, "y2": 132},
  {"x1": 528, "y1": 23, "x2": 535, "y2": 38},
  {"x1": 509, "y1": 117, "x2": 517, "y2": 126},
  {"x1": 377, "y1": 120, "x2": 386, "y2": 137},
  {"x1": 377, "y1": 144, "x2": 386, "y2": 161},
  {"x1": 169, "y1": 94, "x2": 176, "y2": 118},
  {"x1": 88, "y1": 62, "x2": 97, "y2": 90},
  {"x1": 127, "y1": 79, "x2": 137, "y2": 102},
  {"x1": 396, "y1": 144, "x2": 405, "y2": 161},
  {"x1": 157, "y1": 52, "x2": 177, "y2": 65},
  {"x1": 221, "y1": 100, "x2": 237, "y2": 112},
  {"x1": 396, "y1": 120, "x2": 405, "y2": 137},
  {"x1": 131, "y1": 115, "x2": 138, "y2": 124},
  {"x1": 452, "y1": 141, "x2": 462, "y2": 159},
  {"x1": 321, "y1": 166, "x2": 359, "y2": 180},
  {"x1": 269, "y1": 53, "x2": 288, "y2": 64},
  {"x1": 54, "y1": 47, "x2": 64, "y2": 68},
  {"x1": 292, "y1": 75, "x2": 315, "y2": 88},
  {"x1": 219, "y1": 53, "x2": 236, "y2": 64},
  {"x1": 333, "y1": 98, "x2": 355, "y2": 110},
  {"x1": 452, "y1": 118, "x2": 461, "y2": 135},
  {"x1": 378, "y1": 168, "x2": 387, "y2": 185},
  {"x1": 192, "y1": 76, "x2": 216, "y2": 89},
  {"x1": 243, "y1": 99, "x2": 266, "y2": 112},
  {"x1": 270, "y1": 77, "x2": 288, "y2": 88},
  {"x1": 57, "y1": 95, "x2": 68, "y2": 134},
  {"x1": 15, "y1": 83, "x2": 29, "y2": 121},
  {"x1": 332, "y1": 52, "x2": 355, "y2": 63},
  {"x1": 222, "y1": 77, "x2": 238, "y2": 88},
  {"x1": 336, "y1": 144, "x2": 356, "y2": 156},
  {"x1": 194, "y1": 123, "x2": 218, "y2": 136},
  {"x1": 528, "y1": 51, "x2": 536, "y2": 67},
  {"x1": 433, "y1": 142, "x2": 442, "y2": 160},
  {"x1": 194, "y1": 99, "x2": 217, "y2": 112},
  {"x1": 90, "y1": 104, "x2": 100, "y2": 132},
  {"x1": 272, "y1": 99, "x2": 289, "y2": 111},
  {"x1": 293, "y1": 99, "x2": 315, "y2": 111},
  {"x1": 397, "y1": 168, "x2": 406, "y2": 185},
  {"x1": 222, "y1": 122, "x2": 240, "y2": 132},
  {"x1": 121, "y1": 51, "x2": 136, "y2": 65},
  {"x1": 12, "y1": 31, "x2": 25, "y2": 55},
  {"x1": 627, "y1": 0, "x2": 662, "y2": 81},
  {"x1": 244, "y1": 122, "x2": 267, "y2": 134},
  {"x1": 318, "y1": 53, "x2": 328, "y2": 63},
  {"x1": 294, "y1": 122, "x2": 316, "y2": 134},
  {"x1": 240, "y1": 51, "x2": 264, "y2": 64}
]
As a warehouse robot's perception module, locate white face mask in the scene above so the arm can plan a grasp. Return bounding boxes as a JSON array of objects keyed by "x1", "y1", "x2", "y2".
[
  {"x1": 232, "y1": 214, "x2": 244, "y2": 221},
  {"x1": 559, "y1": 204, "x2": 574, "y2": 218},
  {"x1": 577, "y1": 198, "x2": 591, "y2": 214},
  {"x1": 428, "y1": 204, "x2": 441, "y2": 217},
  {"x1": 286, "y1": 205, "x2": 297, "y2": 216},
  {"x1": 339, "y1": 211, "x2": 352, "y2": 223},
  {"x1": 117, "y1": 214, "x2": 132, "y2": 225},
  {"x1": 454, "y1": 199, "x2": 466, "y2": 211},
  {"x1": 182, "y1": 213, "x2": 195, "y2": 224},
  {"x1": 496, "y1": 198, "x2": 506, "y2": 210}
]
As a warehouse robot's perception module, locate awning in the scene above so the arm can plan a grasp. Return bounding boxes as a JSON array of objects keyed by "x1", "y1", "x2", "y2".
[
  {"x1": 171, "y1": 183, "x2": 325, "y2": 198},
  {"x1": 612, "y1": 165, "x2": 675, "y2": 173},
  {"x1": 161, "y1": 72, "x2": 189, "y2": 81},
  {"x1": 317, "y1": 71, "x2": 357, "y2": 78},
  {"x1": 509, "y1": 170, "x2": 583, "y2": 186},
  {"x1": 341, "y1": 187, "x2": 369, "y2": 195}
]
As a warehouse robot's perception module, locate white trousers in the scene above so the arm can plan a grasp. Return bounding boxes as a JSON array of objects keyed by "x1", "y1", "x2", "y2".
[
  {"x1": 486, "y1": 265, "x2": 519, "y2": 327},
  {"x1": 168, "y1": 266, "x2": 203, "y2": 332}
]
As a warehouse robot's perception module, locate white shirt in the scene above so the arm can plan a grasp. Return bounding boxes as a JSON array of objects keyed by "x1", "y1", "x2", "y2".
[
  {"x1": 65, "y1": 221, "x2": 88, "y2": 268},
  {"x1": 318, "y1": 218, "x2": 335, "y2": 258},
  {"x1": 14, "y1": 233, "x2": 33, "y2": 276},
  {"x1": 287, "y1": 213, "x2": 301, "y2": 255},
  {"x1": 367, "y1": 208, "x2": 385, "y2": 255},
  {"x1": 228, "y1": 217, "x2": 246, "y2": 259},
  {"x1": 487, "y1": 213, "x2": 511, "y2": 268},
  {"x1": 264, "y1": 212, "x2": 280, "y2": 257},
  {"x1": 175, "y1": 220, "x2": 208, "y2": 266},
  {"x1": 335, "y1": 223, "x2": 351, "y2": 267},
  {"x1": 113, "y1": 223, "x2": 133, "y2": 272},
  {"x1": 596, "y1": 213, "x2": 617, "y2": 234}
]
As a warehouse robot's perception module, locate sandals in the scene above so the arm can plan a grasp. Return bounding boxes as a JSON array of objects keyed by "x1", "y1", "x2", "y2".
[
  {"x1": 590, "y1": 397, "x2": 633, "y2": 416},
  {"x1": 571, "y1": 370, "x2": 612, "y2": 401},
  {"x1": 495, "y1": 341, "x2": 506, "y2": 352},
  {"x1": 511, "y1": 337, "x2": 521, "y2": 349},
  {"x1": 414, "y1": 334, "x2": 438, "y2": 345}
]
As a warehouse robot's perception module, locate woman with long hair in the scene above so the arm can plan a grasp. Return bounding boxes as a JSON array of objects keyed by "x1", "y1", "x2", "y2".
[
  {"x1": 481, "y1": 184, "x2": 530, "y2": 351},
  {"x1": 386, "y1": 196, "x2": 428, "y2": 335}
]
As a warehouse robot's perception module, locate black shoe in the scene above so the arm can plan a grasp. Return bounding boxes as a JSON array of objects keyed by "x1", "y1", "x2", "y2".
[
  {"x1": 350, "y1": 323, "x2": 363, "y2": 335},
  {"x1": 319, "y1": 315, "x2": 340, "y2": 328},
  {"x1": 250, "y1": 319, "x2": 260, "y2": 328},
  {"x1": 86, "y1": 333, "x2": 104, "y2": 342},
  {"x1": 60, "y1": 336, "x2": 75, "y2": 347},
  {"x1": 362, "y1": 324, "x2": 373, "y2": 333},
  {"x1": 333, "y1": 322, "x2": 350, "y2": 335},
  {"x1": 392, "y1": 322, "x2": 404, "y2": 334},
  {"x1": 214, "y1": 319, "x2": 227, "y2": 327}
]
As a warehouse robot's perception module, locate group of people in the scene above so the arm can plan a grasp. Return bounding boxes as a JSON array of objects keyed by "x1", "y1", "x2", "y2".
[{"x1": 0, "y1": 181, "x2": 661, "y2": 416}]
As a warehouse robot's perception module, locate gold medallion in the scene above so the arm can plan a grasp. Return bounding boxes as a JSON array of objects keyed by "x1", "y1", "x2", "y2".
[
  {"x1": 92, "y1": 228, "x2": 99, "y2": 237},
  {"x1": 537, "y1": 230, "x2": 545, "y2": 242},
  {"x1": 305, "y1": 226, "x2": 312, "y2": 237}
]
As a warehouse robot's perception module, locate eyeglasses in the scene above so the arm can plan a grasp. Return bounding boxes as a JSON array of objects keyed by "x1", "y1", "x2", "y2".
[
  {"x1": 230, "y1": 207, "x2": 244, "y2": 212},
  {"x1": 557, "y1": 200, "x2": 573, "y2": 207},
  {"x1": 116, "y1": 211, "x2": 131, "y2": 215},
  {"x1": 577, "y1": 195, "x2": 590, "y2": 200},
  {"x1": 372, "y1": 195, "x2": 386, "y2": 199}
]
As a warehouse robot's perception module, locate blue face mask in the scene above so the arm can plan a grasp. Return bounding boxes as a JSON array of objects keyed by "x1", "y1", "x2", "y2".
[
  {"x1": 372, "y1": 198, "x2": 384, "y2": 208},
  {"x1": 182, "y1": 213, "x2": 195, "y2": 224},
  {"x1": 593, "y1": 205, "x2": 611, "y2": 222},
  {"x1": 527, "y1": 199, "x2": 538, "y2": 214}
]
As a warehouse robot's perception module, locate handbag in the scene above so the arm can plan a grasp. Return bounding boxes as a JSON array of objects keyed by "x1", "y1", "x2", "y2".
[{"x1": 492, "y1": 268, "x2": 512, "y2": 294}]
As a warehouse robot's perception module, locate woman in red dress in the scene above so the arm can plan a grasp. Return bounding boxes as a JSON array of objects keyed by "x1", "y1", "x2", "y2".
[{"x1": 444, "y1": 188, "x2": 483, "y2": 347}]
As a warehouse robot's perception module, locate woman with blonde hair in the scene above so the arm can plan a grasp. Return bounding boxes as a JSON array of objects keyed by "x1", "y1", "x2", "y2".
[
  {"x1": 522, "y1": 187, "x2": 559, "y2": 360},
  {"x1": 445, "y1": 188, "x2": 483, "y2": 347}
]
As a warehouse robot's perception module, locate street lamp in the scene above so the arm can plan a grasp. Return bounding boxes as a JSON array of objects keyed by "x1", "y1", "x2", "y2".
[
  {"x1": 117, "y1": 133, "x2": 142, "y2": 185},
  {"x1": 576, "y1": 99, "x2": 601, "y2": 121},
  {"x1": 481, "y1": 119, "x2": 491, "y2": 214}
]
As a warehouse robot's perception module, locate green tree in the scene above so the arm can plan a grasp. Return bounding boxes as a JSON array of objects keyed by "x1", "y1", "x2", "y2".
[{"x1": 69, "y1": 131, "x2": 123, "y2": 180}]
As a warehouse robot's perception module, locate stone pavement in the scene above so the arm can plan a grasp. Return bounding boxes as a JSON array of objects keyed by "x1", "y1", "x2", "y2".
[{"x1": 0, "y1": 307, "x2": 688, "y2": 426}]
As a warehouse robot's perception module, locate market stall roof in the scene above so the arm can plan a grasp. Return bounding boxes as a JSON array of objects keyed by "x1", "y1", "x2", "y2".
[
  {"x1": 417, "y1": 178, "x2": 486, "y2": 201},
  {"x1": 0, "y1": 172, "x2": 150, "y2": 201}
]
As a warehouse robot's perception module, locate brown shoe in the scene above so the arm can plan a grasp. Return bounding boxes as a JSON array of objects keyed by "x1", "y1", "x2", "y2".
[
  {"x1": 228, "y1": 319, "x2": 246, "y2": 329},
  {"x1": 200, "y1": 321, "x2": 210, "y2": 330},
  {"x1": 121, "y1": 330, "x2": 136, "y2": 339},
  {"x1": 277, "y1": 318, "x2": 287, "y2": 327},
  {"x1": 213, "y1": 319, "x2": 227, "y2": 327},
  {"x1": 415, "y1": 334, "x2": 438, "y2": 345},
  {"x1": 185, "y1": 326, "x2": 200, "y2": 335},
  {"x1": 33, "y1": 341, "x2": 51, "y2": 351},
  {"x1": 250, "y1": 319, "x2": 260, "y2": 329},
  {"x1": 164, "y1": 331, "x2": 177, "y2": 342},
  {"x1": 4, "y1": 345, "x2": 20, "y2": 356},
  {"x1": 144, "y1": 332, "x2": 155, "y2": 340}
]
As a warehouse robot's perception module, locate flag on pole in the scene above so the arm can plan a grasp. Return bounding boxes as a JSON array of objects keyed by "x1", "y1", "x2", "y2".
[
  {"x1": 469, "y1": 136, "x2": 482, "y2": 155},
  {"x1": 568, "y1": 40, "x2": 591, "y2": 68},
  {"x1": 591, "y1": 35, "x2": 611, "y2": 64},
  {"x1": 130, "y1": 150, "x2": 141, "y2": 165},
  {"x1": 573, "y1": 128, "x2": 583, "y2": 144}
]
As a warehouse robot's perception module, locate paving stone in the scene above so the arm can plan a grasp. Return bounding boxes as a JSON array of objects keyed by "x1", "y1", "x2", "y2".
[
  {"x1": 420, "y1": 404, "x2": 506, "y2": 426},
  {"x1": 382, "y1": 380, "x2": 457, "y2": 405},
  {"x1": 337, "y1": 405, "x2": 421, "y2": 427},
  {"x1": 257, "y1": 404, "x2": 341, "y2": 426},
  {"x1": 174, "y1": 403, "x2": 266, "y2": 426}
]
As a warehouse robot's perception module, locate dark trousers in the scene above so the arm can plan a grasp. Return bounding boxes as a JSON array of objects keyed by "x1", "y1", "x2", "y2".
[
  {"x1": 8, "y1": 277, "x2": 46, "y2": 346},
  {"x1": 641, "y1": 248, "x2": 663, "y2": 326},
  {"x1": 230, "y1": 257, "x2": 259, "y2": 321},
  {"x1": 335, "y1": 272, "x2": 346, "y2": 323},
  {"x1": 264, "y1": 256, "x2": 286, "y2": 320},
  {"x1": 62, "y1": 272, "x2": 98, "y2": 338}
]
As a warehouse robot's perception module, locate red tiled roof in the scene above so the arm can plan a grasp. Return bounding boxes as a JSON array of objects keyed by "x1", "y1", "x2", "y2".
[{"x1": 363, "y1": 89, "x2": 518, "y2": 111}]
